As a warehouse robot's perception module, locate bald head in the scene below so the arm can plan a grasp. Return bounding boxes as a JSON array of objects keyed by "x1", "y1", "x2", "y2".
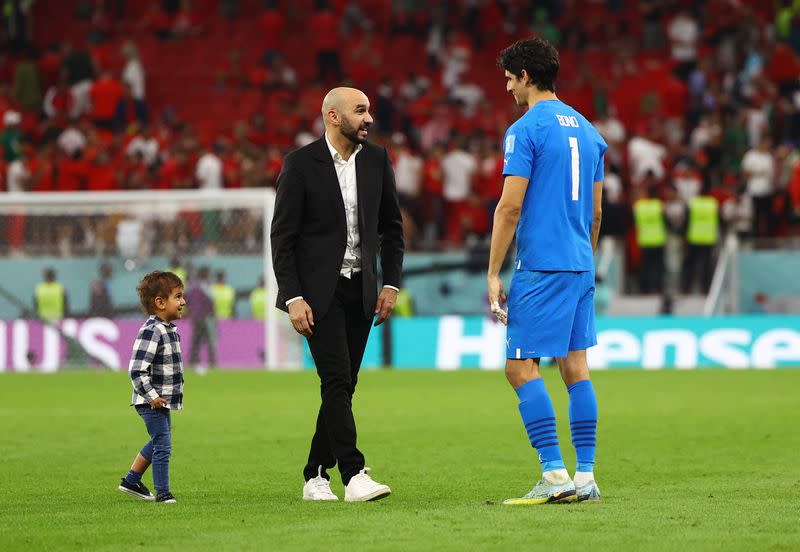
[
  {"x1": 321, "y1": 87, "x2": 367, "y2": 117},
  {"x1": 321, "y1": 87, "x2": 374, "y2": 146}
]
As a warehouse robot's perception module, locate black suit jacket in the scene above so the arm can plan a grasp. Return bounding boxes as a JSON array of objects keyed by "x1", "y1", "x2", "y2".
[{"x1": 270, "y1": 136, "x2": 404, "y2": 320}]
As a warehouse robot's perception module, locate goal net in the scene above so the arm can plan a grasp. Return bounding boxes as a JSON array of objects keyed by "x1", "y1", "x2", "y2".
[{"x1": 0, "y1": 189, "x2": 301, "y2": 372}]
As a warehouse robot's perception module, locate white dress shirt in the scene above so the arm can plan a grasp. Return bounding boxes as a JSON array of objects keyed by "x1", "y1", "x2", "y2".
[
  {"x1": 285, "y1": 134, "x2": 397, "y2": 307},
  {"x1": 326, "y1": 132, "x2": 363, "y2": 278}
]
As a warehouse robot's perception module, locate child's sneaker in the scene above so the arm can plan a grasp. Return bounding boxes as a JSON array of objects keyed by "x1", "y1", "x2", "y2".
[
  {"x1": 156, "y1": 491, "x2": 177, "y2": 503},
  {"x1": 118, "y1": 478, "x2": 155, "y2": 501}
]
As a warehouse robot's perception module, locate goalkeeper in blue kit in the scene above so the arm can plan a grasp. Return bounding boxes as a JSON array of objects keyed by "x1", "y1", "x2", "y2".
[{"x1": 487, "y1": 38, "x2": 606, "y2": 504}]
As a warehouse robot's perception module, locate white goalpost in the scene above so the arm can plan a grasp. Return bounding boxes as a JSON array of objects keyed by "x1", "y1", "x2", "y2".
[{"x1": 0, "y1": 188, "x2": 301, "y2": 371}]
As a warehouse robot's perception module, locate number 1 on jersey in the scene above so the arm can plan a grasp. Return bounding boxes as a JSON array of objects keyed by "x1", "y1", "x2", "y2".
[{"x1": 568, "y1": 136, "x2": 579, "y2": 201}]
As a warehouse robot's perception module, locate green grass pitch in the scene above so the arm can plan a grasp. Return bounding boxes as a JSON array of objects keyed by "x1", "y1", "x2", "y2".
[{"x1": 1, "y1": 369, "x2": 799, "y2": 551}]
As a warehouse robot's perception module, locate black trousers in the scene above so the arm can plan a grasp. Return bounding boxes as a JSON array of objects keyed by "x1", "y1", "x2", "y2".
[
  {"x1": 681, "y1": 244, "x2": 714, "y2": 294},
  {"x1": 639, "y1": 246, "x2": 665, "y2": 294},
  {"x1": 752, "y1": 195, "x2": 774, "y2": 238},
  {"x1": 303, "y1": 274, "x2": 372, "y2": 485}
]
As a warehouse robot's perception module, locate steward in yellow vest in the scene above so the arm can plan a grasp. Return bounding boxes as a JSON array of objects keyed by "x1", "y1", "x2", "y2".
[
  {"x1": 632, "y1": 187, "x2": 667, "y2": 294},
  {"x1": 633, "y1": 198, "x2": 667, "y2": 248},
  {"x1": 211, "y1": 270, "x2": 235, "y2": 319},
  {"x1": 686, "y1": 195, "x2": 720, "y2": 246},
  {"x1": 35, "y1": 268, "x2": 67, "y2": 322},
  {"x1": 169, "y1": 256, "x2": 188, "y2": 286},
  {"x1": 681, "y1": 193, "x2": 720, "y2": 294},
  {"x1": 249, "y1": 278, "x2": 266, "y2": 320}
]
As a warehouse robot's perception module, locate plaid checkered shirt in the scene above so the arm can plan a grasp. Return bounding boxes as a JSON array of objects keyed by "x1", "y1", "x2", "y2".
[{"x1": 129, "y1": 315, "x2": 184, "y2": 410}]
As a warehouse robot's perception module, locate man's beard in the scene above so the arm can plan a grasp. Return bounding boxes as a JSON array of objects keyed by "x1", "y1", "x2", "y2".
[{"x1": 341, "y1": 118, "x2": 369, "y2": 144}]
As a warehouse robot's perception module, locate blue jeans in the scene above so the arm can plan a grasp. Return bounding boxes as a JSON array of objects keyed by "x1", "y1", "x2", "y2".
[{"x1": 136, "y1": 405, "x2": 172, "y2": 492}]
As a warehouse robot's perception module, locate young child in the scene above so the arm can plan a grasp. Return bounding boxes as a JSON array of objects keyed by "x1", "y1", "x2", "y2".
[{"x1": 118, "y1": 271, "x2": 186, "y2": 503}]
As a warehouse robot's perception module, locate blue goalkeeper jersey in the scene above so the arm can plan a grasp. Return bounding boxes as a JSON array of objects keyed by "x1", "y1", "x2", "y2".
[{"x1": 502, "y1": 99, "x2": 607, "y2": 271}]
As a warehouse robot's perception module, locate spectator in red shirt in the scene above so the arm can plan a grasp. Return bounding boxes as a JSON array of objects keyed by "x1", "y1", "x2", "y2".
[
  {"x1": 768, "y1": 42, "x2": 800, "y2": 94},
  {"x1": 57, "y1": 153, "x2": 91, "y2": 191},
  {"x1": 162, "y1": 150, "x2": 193, "y2": 189},
  {"x1": 421, "y1": 144, "x2": 445, "y2": 243},
  {"x1": 264, "y1": 146, "x2": 283, "y2": 188},
  {"x1": 246, "y1": 114, "x2": 271, "y2": 148},
  {"x1": 140, "y1": 3, "x2": 173, "y2": 40},
  {"x1": 38, "y1": 44, "x2": 62, "y2": 90},
  {"x1": 217, "y1": 49, "x2": 247, "y2": 90},
  {"x1": 88, "y1": 150, "x2": 118, "y2": 191},
  {"x1": 222, "y1": 144, "x2": 242, "y2": 188},
  {"x1": 173, "y1": 0, "x2": 202, "y2": 39},
  {"x1": 246, "y1": 59, "x2": 270, "y2": 90},
  {"x1": 477, "y1": 137, "x2": 504, "y2": 219},
  {"x1": 90, "y1": 71, "x2": 124, "y2": 131},
  {"x1": 788, "y1": 156, "x2": 800, "y2": 223},
  {"x1": 30, "y1": 145, "x2": 57, "y2": 192},
  {"x1": 310, "y1": 5, "x2": 342, "y2": 83},
  {"x1": 260, "y1": 1, "x2": 286, "y2": 56},
  {"x1": 346, "y1": 26, "x2": 384, "y2": 87}
]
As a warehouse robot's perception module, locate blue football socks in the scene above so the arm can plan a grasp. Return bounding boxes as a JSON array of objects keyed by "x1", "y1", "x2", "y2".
[
  {"x1": 516, "y1": 378, "x2": 566, "y2": 472},
  {"x1": 125, "y1": 469, "x2": 143, "y2": 485},
  {"x1": 568, "y1": 380, "x2": 598, "y2": 473}
]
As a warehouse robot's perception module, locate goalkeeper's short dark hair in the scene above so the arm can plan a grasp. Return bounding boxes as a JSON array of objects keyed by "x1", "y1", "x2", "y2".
[{"x1": 497, "y1": 38, "x2": 560, "y2": 92}]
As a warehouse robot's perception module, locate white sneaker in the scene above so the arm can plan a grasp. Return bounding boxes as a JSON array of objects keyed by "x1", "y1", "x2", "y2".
[
  {"x1": 302, "y1": 466, "x2": 338, "y2": 501},
  {"x1": 344, "y1": 468, "x2": 391, "y2": 502}
]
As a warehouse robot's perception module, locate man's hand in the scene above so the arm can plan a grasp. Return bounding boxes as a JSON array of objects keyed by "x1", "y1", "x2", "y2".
[
  {"x1": 374, "y1": 287, "x2": 398, "y2": 326},
  {"x1": 289, "y1": 299, "x2": 314, "y2": 337},
  {"x1": 488, "y1": 274, "x2": 508, "y2": 326},
  {"x1": 151, "y1": 396, "x2": 167, "y2": 409}
]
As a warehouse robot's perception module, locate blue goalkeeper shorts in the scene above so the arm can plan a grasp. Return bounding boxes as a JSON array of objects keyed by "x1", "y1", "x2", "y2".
[{"x1": 506, "y1": 270, "x2": 596, "y2": 359}]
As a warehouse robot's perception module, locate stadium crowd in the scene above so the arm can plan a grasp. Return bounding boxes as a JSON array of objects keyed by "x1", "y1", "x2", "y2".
[{"x1": 1, "y1": 1, "x2": 800, "y2": 275}]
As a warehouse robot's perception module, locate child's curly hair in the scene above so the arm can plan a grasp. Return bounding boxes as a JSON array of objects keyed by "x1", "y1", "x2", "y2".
[{"x1": 136, "y1": 271, "x2": 184, "y2": 314}]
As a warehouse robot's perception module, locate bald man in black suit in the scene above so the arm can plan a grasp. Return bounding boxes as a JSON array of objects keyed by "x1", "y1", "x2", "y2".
[{"x1": 271, "y1": 87, "x2": 404, "y2": 502}]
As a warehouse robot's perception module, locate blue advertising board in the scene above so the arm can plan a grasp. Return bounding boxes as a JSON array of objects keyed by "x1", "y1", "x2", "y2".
[{"x1": 304, "y1": 316, "x2": 800, "y2": 370}]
